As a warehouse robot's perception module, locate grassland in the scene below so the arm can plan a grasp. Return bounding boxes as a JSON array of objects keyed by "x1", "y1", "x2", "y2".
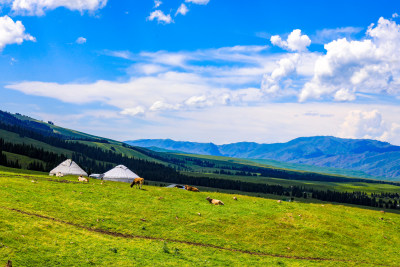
[{"x1": 1, "y1": 169, "x2": 399, "y2": 266}]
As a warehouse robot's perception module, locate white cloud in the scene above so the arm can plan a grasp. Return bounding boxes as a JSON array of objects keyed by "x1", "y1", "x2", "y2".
[
  {"x1": 334, "y1": 88, "x2": 356, "y2": 101},
  {"x1": 4, "y1": 45, "x2": 297, "y2": 118},
  {"x1": 148, "y1": 10, "x2": 173, "y2": 24},
  {"x1": 154, "y1": 0, "x2": 162, "y2": 8},
  {"x1": 140, "y1": 51, "x2": 188, "y2": 67},
  {"x1": 76, "y1": 36, "x2": 86, "y2": 44},
  {"x1": 149, "y1": 101, "x2": 180, "y2": 111},
  {"x1": 299, "y1": 17, "x2": 400, "y2": 102},
  {"x1": 338, "y1": 109, "x2": 400, "y2": 144},
  {"x1": 261, "y1": 54, "x2": 300, "y2": 95},
  {"x1": 0, "y1": 15, "x2": 35, "y2": 51},
  {"x1": 260, "y1": 52, "x2": 319, "y2": 97},
  {"x1": 185, "y1": 0, "x2": 209, "y2": 5},
  {"x1": 393, "y1": 13, "x2": 399, "y2": 18},
  {"x1": 338, "y1": 110, "x2": 385, "y2": 140},
  {"x1": 175, "y1": 3, "x2": 188, "y2": 16},
  {"x1": 312, "y1": 27, "x2": 363, "y2": 44},
  {"x1": 270, "y1": 29, "x2": 311, "y2": 52},
  {"x1": 128, "y1": 64, "x2": 168, "y2": 75},
  {"x1": 120, "y1": 106, "x2": 145, "y2": 117},
  {"x1": 3, "y1": 0, "x2": 107, "y2": 16}
]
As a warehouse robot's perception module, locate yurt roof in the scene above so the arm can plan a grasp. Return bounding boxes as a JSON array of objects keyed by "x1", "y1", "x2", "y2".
[
  {"x1": 103, "y1": 165, "x2": 139, "y2": 179},
  {"x1": 49, "y1": 159, "x2": 88, "y2": 176}
]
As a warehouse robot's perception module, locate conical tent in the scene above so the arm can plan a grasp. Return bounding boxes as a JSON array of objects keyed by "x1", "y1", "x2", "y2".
[
  {"x1": 103, "y1": 165, "x2": 139, "y2": 183},
  {"x1": 49, "y1": 159, "x2": 88, "y2": 176}
]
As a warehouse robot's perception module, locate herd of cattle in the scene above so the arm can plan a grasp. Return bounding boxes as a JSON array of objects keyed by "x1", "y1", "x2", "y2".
[{"x1": 76, "y1": 175, "x2": 231, "y2": 205}]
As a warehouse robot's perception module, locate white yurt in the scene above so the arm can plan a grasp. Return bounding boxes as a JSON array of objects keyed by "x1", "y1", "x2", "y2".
[
  {"x1": 102, "y1": 165, "x2": 140, "y2": 183},
  {"x1": 49, "y1": 159, "x2": 88, "y2": 176}
]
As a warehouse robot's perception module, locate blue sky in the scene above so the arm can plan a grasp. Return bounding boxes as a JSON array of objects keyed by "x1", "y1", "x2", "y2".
[{"x1": 1, "y1": 0, "x2": 400, "y2": 144}]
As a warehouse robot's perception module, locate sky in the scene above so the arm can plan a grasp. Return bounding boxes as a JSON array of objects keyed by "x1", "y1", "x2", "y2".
[{"x1": 1, "y1": 0, "x2": 400, "y2": 145}]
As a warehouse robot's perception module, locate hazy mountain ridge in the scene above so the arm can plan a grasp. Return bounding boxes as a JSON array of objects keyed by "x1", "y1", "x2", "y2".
[{"x1": 125, "y1": 137, "x2": 400, "y2": 178}]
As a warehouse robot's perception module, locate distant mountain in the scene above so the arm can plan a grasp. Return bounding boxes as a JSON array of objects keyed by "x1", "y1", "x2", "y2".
[
  {"x1": 129, "y1": 139, "x2": 223, "y2": 156},
  {"x1": 125, "y1": 137, "x2": 400, "y2": 179}
]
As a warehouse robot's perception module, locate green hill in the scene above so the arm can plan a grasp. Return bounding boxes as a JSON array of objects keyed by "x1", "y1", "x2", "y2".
[
  {"x1": 1, "y1": 109, "x2": 400, "y2": 212},
  {"x1": 1, "y1": 169, "x2": 399, "y2": 266}
]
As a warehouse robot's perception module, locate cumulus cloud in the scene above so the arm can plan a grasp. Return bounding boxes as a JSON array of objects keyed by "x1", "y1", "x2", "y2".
[
  {"x1": 260, "y1": 51, "x2": 319, "y2": 97},
  {"x1": 175, "y1": 3, "x2": 188, "y2": 16},
  {"x1": 75, "y1": 36, "x2": 86, "y2": 44},
  {"x1": 148, "y1": 10, "x2": 173, "y2": 24},
  {"x1": 270, "y1": 29, "x2": 311, "y2": 52},
  {"x1": 0, "y1": 15, "x2": 35, "y2": 51},
  {"x1": 338, "y1": 110, "x2": 386, "y2": 140},
  {"x1": 338, "y1": 109, "x2": 400, "y2": 144},
  {"x1": 299, "y1": 17, "x2": 400, "y2": 102},
  {"x1": 261, "y1": 54, "x2": 300, "y2": 95},
  {"x1": 2, "y1": 0, "x2": 107, "y2": 16},
  {"x1": 185, "y1": 0, "x2": 209, "y2": 5}
]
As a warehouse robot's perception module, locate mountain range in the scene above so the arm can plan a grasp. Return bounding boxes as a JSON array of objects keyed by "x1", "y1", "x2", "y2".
[{"x1": 125, "y1": 137, "x2": 400, "y2": 179}]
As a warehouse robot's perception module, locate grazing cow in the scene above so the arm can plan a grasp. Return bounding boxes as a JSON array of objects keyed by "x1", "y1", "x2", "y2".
[
  {"x1": 184, "y1": 185, "x2": 199, "y2": 192},
  {"x1": 206, "y1": 196, "x2": 224, "y2": 205},
  {"x1": 78, "y1": 176, "x2": 89, "y2": 183},
  {"x1": 130, "y1": 178, "x2": 144, "y2": 189},
  {"x1": 56, "y1": 172, "x2": 64, "y2": 177},
  {"x1": 233, "y1": 196, "x2": 238, "y2": 200}
]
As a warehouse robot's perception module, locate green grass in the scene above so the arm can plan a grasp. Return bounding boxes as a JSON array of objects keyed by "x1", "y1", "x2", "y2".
[{"x1": 1, "y1": 170, "x2": 400, "y2": 266}]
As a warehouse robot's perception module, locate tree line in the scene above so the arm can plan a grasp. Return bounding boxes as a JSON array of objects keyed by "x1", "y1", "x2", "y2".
[{"x1": 0, "y1": 150, "x2": 21, "y2": 169}]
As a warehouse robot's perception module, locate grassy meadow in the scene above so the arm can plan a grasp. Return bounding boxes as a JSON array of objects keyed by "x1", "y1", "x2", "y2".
[{"x1": 1, "y1": 168, "x2": 399, "y2": 266}]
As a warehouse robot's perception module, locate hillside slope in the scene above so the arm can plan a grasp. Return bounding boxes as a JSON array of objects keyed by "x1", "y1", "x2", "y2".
[
  {"x1": 126, "y1": 137, "x2": 400, "y2": 179},
  {"x1": 1, "y1": 170, "x2": 399, "y2": 266}
]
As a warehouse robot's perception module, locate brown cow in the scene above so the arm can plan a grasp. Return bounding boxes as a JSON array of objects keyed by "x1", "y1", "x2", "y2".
[
  {"x1": 206, "y1": 196, "x2": 224, "y2": 205},
  {"x1": 130, "y1": 178, "x2": 144, "y2": 189},
  {"x1": 184, "y1": 185, "x2": 199, "y2": 192}
]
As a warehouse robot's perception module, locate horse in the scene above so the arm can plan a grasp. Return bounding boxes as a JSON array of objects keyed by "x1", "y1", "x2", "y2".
[{"x1": 130, "y1": 178, "x2": 144, "y2": 189}]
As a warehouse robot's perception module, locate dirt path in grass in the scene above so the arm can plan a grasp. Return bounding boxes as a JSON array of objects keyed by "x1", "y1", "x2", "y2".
[{"x1": 0, "y1": 206, "x2": 387, "y2": 265}]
